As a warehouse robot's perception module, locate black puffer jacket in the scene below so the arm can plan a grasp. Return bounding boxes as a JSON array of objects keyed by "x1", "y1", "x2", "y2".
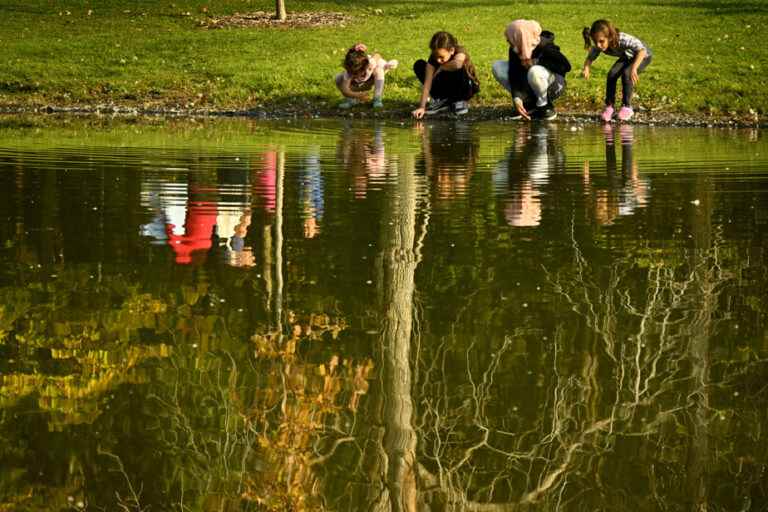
[{"x1": 507, "y1": 31, "x2": 571, "y2": 101}]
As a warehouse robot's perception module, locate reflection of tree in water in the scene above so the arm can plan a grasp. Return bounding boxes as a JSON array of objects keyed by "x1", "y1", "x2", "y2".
[
  {"x1": 3, "y1": 135, "x2": 767, "y2": 511},
  {"x1": 394, "y1": 227, "x2": 766, "y2": 510},
  {"x1": 418, "y1": 121, "x2": 479, "y2": 201},
  {"x1": 147, "y1": 313, "x2": 371, "y2": 512},
  {"x1": 139, "y1": 154, "x2": 765, "y2": 512}
]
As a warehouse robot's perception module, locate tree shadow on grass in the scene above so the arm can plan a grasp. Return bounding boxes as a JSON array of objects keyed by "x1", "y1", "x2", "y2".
[
  {"x1": 0, "y1": 4, "x2": 48, "y2": 15},
  {"x1": 314, "y1": 0, "x2": 766, "y2": 9},
  {"x1": 645, "y1": 0, "x2": 768, "y2": 13}
]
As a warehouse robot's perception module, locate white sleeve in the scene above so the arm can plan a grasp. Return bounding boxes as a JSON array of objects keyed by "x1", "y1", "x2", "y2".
[{"x1": 620, "y1": 33, "x2": 647, "y2": 54}]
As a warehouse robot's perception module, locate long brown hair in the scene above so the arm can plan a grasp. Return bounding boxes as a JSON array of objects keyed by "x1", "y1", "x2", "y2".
[
  {"x1": 582, "y1": 19, "x2": 620, "y2": 49},
  {"x1": 429, "y1": 31, "x2": 479, "y2": 84}
]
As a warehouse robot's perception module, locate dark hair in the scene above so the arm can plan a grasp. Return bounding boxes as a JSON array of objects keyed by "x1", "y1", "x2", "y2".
[
  {"x1": 429, "y1": 31, "x2": 459, "y2": 52},
  {"x1": 343, "y1": 47, "x2": 369, "y2": 75},
  {"x1": 583, "y1": 19, "x2": 620, "y2": 49},
  {"x1": 427, "y1": 31, "x2": 479, "y2": 85}
]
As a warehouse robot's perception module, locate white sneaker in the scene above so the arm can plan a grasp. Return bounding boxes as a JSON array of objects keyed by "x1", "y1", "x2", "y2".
[{"x1": 452, "y1": 101, "x2": 469, "y2": 115}]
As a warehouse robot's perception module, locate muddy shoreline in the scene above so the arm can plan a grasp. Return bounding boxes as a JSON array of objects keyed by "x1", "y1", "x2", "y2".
[{"x1": 0, "y1": 102, "x2": 763, "y2": 129}]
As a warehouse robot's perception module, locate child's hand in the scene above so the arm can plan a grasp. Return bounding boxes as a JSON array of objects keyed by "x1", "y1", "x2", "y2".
[
  {"x1": 412, "y1": 107, "x2": 426, "y2": 119},
  {"x1": 582, "y1": 67, "x2": 591, "y2": 80},
  {"x1": 513, "y1": 98, "x2": 531, "y2": 121},
  {"x1": 630, "y1": 68, "x2": 639, "y2": 84}
]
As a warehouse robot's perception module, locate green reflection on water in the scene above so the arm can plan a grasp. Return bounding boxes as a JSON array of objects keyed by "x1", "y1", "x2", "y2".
[{"x1": 0, "y1": 116, "x2": 767, "y2": 511}]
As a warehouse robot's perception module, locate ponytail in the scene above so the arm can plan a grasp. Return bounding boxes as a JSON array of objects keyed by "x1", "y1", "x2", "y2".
[{"x1": 582, "y1": 27, "x2": 592, "y2": 49}]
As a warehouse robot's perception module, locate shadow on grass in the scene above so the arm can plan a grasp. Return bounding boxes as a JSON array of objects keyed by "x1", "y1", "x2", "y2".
[
  {"x1": 310, "y1": 0, "x2": 768, "y2": 12},
  {"x1": 254, "y1": 92, "x2": 558, "y2": 123},
  {"x1": 646, "y1": 0, "x2": 768, "y2": 12},
  {"x1": 0, "y1": 4, "x2": 49, "y2": 15}
]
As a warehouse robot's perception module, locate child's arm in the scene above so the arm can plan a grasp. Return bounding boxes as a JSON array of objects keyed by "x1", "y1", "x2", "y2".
[
  {"x1": 437, "y1": 52, "x2": 466, "y2": 73},
  {"x1": 629, "y1": 48, "x2": 647, "y2": 84},
  {"x1": 339, "y1": 74, "x2": 370, "y2": 100},
  {"x1": 582, "y1": 46, "x2": 600, "y2": 79},
  {"x1": 506, "y1": 49, "x2": 532, "y2": 120},
  {"x1": 412, "y1": 62, "x2": 437, "y2": 119}
]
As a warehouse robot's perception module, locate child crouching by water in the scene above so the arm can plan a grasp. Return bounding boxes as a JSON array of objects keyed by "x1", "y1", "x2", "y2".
[
  {"x1": 492, "y1": 19, "x2": 571, "y2": 121},
  {"x1": 335, "y1": 43, "x2": 398, "y2": 109},
  {"x1": 412, "y1": 31, "x2": 479, "y2": 118}
]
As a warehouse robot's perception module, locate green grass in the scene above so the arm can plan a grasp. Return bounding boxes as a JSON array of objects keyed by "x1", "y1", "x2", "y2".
[{"x1": 1, "y1": 0, "x2": 767, "y2": 115}]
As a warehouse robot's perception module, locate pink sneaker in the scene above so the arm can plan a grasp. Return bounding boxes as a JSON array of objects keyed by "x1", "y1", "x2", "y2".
[
  {"x1": 618, "y1": 106, "x2": 634, "y2": 121},
  {"x1": 601, "y1": 105, "x2": 615, "y2": 122}
]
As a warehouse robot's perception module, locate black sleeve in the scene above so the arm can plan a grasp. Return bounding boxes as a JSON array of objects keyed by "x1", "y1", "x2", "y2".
[
  {"x1": 537, "y1": 45, "x2": 571, "y2": 76},
  {"x1": 506, "y1": 47, "x2": 529, "y2": 100}
]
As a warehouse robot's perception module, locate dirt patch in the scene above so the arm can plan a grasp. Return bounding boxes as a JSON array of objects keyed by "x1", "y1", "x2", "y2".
[{"x1": 202, "y1": 11, "x2": 351, "y2": 29}]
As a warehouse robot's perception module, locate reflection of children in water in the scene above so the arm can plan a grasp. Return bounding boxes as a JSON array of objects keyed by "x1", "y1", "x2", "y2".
[
  {"x1": 166, "y1": 192, "x2": 218, "y2": 265},
  {"x1": 140, "y1": 160, "x2": 259, "y2": 267},
  {"x1": 417, "y1": 121, "x2": 478, "y2": 200},
  {"x1": 220, "y1": 208, "x2": 254, "y2": 267},
  {"x1": 583, "y1": 124, "x2": 649, "y2": 225},
  {"x1": 493, "y1": 124, "x2": 565, "y2": 227},
  {"x1": 140, "y1": 176, "x2": 218, "y2": 265},
  {"x1": 254, "y1": 151, "x2": 277, "y2": 214},
  {"x1": 299, "y1": 150, "x2": 325, "y2": 239},
  {"x1": 214, "y1": 165, "x2": 255, "y2": 267},
  {"x1": 337, "y1": 123, "x2": 388, "y2": 199}
]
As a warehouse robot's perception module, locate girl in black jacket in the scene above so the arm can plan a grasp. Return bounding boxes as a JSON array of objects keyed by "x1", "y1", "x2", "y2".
[{"x1": 491, "y1": 19, "x2": 571, "y2": 120}]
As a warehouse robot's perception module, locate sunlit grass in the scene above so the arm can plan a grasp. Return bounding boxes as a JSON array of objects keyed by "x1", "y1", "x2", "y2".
[{"x1": 1, "y1": 0, "x2": 766, "y2": 115}]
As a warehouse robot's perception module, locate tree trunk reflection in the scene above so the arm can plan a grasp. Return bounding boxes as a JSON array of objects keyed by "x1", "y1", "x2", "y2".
[{"x1": 370, "y1": 153, "x2": 420, "y2": 512}]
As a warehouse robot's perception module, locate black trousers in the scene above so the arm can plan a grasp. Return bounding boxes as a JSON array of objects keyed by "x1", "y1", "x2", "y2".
[
  {"x1": 413, "y1": 60, "x2": 477, "y2": 102},
  {"x1": 605, "y1": 54, "x2": 652, "y2": 107}
]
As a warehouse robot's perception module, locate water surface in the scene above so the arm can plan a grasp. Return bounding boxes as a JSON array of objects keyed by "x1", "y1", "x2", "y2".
[{"x1": 1, "y1": 117, "x2": 767, "y2": 511}]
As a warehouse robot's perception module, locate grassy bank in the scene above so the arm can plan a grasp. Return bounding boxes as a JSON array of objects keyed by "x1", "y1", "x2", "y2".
[{"x1": 1, "y1": 0, "x2": 767, "y2": 117}]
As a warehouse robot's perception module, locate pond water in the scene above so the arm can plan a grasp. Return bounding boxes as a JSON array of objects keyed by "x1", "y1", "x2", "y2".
[{"x1": 1, "y1": 117, "x2": 767, "y2": 511}]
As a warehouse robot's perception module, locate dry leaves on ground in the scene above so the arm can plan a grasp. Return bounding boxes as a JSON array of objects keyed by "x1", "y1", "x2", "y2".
[{"x1": 202, "y1": 11, "x2": 351, "y2": 29}]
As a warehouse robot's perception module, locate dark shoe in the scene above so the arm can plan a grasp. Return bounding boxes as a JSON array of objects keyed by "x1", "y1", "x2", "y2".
[
  {"x1": 532, "y1": 104, "x2": 557, "y2": 121},
  {"x1": 425, "y1": 98, "x2": 450, "y2": 115},
  {"x1": 452, "y1": 100, "x2": 469, "y2": 115}
]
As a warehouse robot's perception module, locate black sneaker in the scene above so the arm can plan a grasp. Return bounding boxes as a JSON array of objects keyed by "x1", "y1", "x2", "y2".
[
  {"x1": 425, "y1": 98, "x2": 450, "y2": 115},
  {"x1": 532, "y1": 104, "x2": 557, "y2": 121},
  {"x1": 452, "y1": 100, "x2": 469, "y2": 115}
]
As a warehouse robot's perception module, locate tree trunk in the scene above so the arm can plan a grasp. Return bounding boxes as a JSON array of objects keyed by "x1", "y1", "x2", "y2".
[{"x1": 275, "y1": 0, "x2": 287, "y2": 21}]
